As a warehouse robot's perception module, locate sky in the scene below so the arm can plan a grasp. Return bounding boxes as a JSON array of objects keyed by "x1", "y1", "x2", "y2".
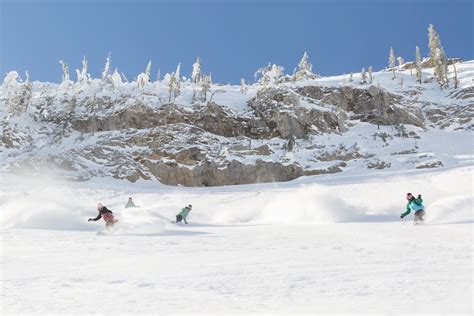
[{"x1": 0, "y1": 0, "x2": 472, "y2": 84}]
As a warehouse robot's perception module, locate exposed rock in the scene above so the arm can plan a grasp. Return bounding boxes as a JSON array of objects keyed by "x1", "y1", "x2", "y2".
[
  {"x1": 367, "y1": 160, "x2": 391, "y2": 169},
  {"x1": 416, "y1": 161, "x2": 443, "y2": 169},
  {"x1": 143, "y1": 159, "x2": 304, "y2": 186}
]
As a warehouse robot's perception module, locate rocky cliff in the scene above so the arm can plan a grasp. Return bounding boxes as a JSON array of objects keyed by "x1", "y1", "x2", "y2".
[{"x1": 1, "y1": 61, "x2": 472, "y2": 186}]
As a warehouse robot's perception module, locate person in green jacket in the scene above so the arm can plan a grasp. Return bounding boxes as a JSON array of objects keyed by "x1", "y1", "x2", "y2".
[
  {"x1": 175, "y1": 204, "x2": 192, "y2": 224},
  {"x1": 401, "y1": 193, "x2": 425, "y2": 223}
]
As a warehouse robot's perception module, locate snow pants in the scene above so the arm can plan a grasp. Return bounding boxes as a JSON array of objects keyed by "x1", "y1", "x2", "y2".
[
  {"x1": 176, "y1": 215, "x2": 183, "y2": 223},
  {"x1": 414, "y1": 210, "x2": 425, "y2": 222}
]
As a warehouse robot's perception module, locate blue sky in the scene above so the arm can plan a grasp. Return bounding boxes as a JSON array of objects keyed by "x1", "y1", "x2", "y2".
[{"x1": 1, "y1": 0, "x2": 472, "y2": 84}]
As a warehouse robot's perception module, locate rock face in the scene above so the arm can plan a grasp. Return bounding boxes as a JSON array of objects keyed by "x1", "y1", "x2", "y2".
[
  {"x1": 143, "y1": 159, "x2": 304, "y2": 186},
  {"x1": 1, "y1": 67, "x2": 472, "y2": 186}
]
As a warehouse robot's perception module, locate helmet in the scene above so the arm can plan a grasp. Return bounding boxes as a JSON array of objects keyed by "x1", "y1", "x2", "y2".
[{"x1": 97, "y1": 203, "x2": 103, "y2": 211}]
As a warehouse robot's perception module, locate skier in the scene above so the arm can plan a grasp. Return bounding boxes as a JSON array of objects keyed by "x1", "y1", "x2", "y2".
[
  {"x1": 400, "y1": 193, "x2": 425, "y2": 223},
  {"x1": 125, "y1": 197, "x2": 136, "y2": 208},
  {"x1": 174, "y1": 204, "x2": 192, "y2": 224},
  {"x1": 88, "y1": 203, "x2": 118, "y2": 228}
]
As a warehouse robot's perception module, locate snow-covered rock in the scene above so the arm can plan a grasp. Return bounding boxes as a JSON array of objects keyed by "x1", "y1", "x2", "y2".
[{"x1": 1, "y1": 60, "x2": 472, "y2": 186}]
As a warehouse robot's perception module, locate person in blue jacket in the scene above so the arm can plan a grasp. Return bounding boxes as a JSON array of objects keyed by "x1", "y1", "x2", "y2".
[
  {"x1": 175, "y1": 204, "x2": 192, "y2": 224},
  {"x1": 400, "y1": 193, "x2": 425, "y2": 223}
]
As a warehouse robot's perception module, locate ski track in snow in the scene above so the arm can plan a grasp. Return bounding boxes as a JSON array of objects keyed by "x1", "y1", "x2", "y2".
[{"x1": 1, "y1": 166, "x2": 473, "y2": 314}]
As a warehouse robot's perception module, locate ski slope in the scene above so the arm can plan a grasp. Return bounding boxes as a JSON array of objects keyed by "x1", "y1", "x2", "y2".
[{"x1": 1, "y1": 166, "x2": 472, "y2": 314}]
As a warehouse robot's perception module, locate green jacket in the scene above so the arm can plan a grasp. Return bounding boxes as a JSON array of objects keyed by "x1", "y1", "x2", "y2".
[
  {"x1": 401, "y1": 195, "x2": 424, "y2": 217},
  {"x1": 178, "y1": 207, "x2": 191, "y2": 219}
]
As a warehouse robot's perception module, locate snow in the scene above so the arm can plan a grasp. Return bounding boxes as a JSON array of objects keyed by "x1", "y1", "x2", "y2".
[{"x1": 1, "y1": 165, "x2": 472, "y2": 314}]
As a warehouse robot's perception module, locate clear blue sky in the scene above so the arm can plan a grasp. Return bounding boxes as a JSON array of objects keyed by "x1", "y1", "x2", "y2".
[{"x1": 1, "y1": 0, "x2": 472, "y2": 84}]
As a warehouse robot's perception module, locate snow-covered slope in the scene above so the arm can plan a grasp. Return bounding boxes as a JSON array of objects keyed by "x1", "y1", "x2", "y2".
[
  {"x1": 1, "y1": 164, "x2": 472, "y2": 314},
  {"x1": 0, "y1": 60, "x2": 473, "y2": 186}
]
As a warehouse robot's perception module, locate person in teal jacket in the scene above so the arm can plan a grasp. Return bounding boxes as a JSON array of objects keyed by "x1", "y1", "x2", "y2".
[
  {"x1": 401, "y1": 193, "x2": 425, "y2": 222},
  {"x1": 175, "y1": 204, "x2": 192, "y2": 224}
]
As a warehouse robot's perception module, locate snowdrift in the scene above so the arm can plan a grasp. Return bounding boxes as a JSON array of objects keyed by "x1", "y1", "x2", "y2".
[{"x1": 1, "y1": 166, "x2": 471, "y2": 233}]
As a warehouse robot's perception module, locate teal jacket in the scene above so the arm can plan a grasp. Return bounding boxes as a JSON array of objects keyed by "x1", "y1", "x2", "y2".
[
  {"x1": 401, "y1": 195, "x2": 424, "y2": 217},
  {"x1": 178, "y1": 207, "x2": 191, "y2": 219}
]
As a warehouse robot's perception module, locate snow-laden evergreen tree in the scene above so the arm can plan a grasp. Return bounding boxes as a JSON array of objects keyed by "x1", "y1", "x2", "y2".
[
  {"x1": 145, "y1": 60, "x2": 152, "y2": 81},
  {"x1": 389, "y1": 47, "x2": 396, "y2": 80},
  {"x1": 200, "y1": 73, "x2": 212, "y2": 102},
  {"x1": 268, "y1": 64, "x2": 283, "y2": 85},
  {"x1": 428, "y1": 24, "x2": 441, "y2": 65},
  {"x1": 368, "y1": 66, "x2": 373, "y2": 84},
  {"x1": 349, "y1": 72, "x2": 353, "y2": 82},
  {"x1": 294, "y1": 52, "x2": 316, "y2": 80},
  {"x1": 165, "y1": 72, "x2": 176, "y2": 102},
  {"x1": 76, "y1": 57, "x2": 89, "y2": 84},
  {"x1": 415, "y1": 46, "x2": 422, "y2": 84},
  {"x1": 256, "y1": 64, "x2": 283, "y2": 87},
  {"x1": 240, "y1": 78, "x2": 248, "y2": 95},
  {"x1": 59, "y1": 60, "x2": 71, "y2": 83},
  {"x1": 191, "y1": 57, "x2": 202, "y2": 83},
  {"x1": 397, "y1": 56, "x2": 405, "y2": 67},
  {"x1": 360, "y1": 67, "x2": 367, "y2": 84},
  {"x1": 165, "y1": 64, "x2": 181, "y2": 100},
  {"x1": 453, "y1": 63, "x2": 459, "y2": 89},
  {"x1": 434, "y1": 47, "x2": 449, "y2": 87},
  {"x1": 101, "y1": 54, "x2": 112, "y2": 83},
  {"x1": 255, "y1": 63, "x2": 271, "y2": 87},
  {"x1": 174, "y1": 63, "x2": 181, "y2": 97},
  {"x1": 137, "y1": 61, "x2": 153, "y2": 88},
  {"x1": 111, "y1": 68, "x2": 123, "y2": 87},
  {"x1": 2, "y1": 71, "x2": 31, "y2": 115}
]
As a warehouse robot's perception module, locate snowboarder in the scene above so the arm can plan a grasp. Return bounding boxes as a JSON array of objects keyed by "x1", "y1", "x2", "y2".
[
  {"x1": 400, "y1": 193, "x2": 425, "y2": 223},
  {"x1": 125, "y1": 197, "x2": 136, "y2": 208},
  {"x1": 88, "y1": 203, "x2": 118, "y2": 228},
  {"x1": 174, "y1": 204, "x2": 192, "y2": 224}
]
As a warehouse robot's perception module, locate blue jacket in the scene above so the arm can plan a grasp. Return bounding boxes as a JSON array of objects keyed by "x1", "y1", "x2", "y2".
[{"x1": 401, "y1": 196, "x2": 424, "y2": 217}]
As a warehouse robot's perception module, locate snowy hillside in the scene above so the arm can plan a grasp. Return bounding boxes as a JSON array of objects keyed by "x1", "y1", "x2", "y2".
[
  {"x1": 1, "y1": 59, "x2": 473, "y2": 186},
  {"x1": 1, "y1": 163, "x2": 472, "y2": 314}
]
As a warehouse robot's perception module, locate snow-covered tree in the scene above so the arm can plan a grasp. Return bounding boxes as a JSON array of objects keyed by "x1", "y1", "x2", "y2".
[
  {"x1": 294, "y1": 51, "x2": 316, "y2": 80},
  {"x1": 434, "y1": 47, "x2": 449, "y2": 87},
  {"x1": 191, "y1": 57, "x2": 202, "y2": 83},
  {"x1": 200, "y1": 73, "x2": 212, "y2": 102},
  {"x1": 59, "y1": 60, "x2": 71, "y2": 83},
  {"x1": 428, "y1": 24, "x2": 449, "y2": 87},
  {"x1": 174, "y1": 63, "x2": 181, "y2": 97},
  {"x1": 428, "y1": 24, "x2": 441, "y2": 65},
  {"x1": 368, "y1": 66, "x2": 373, "y2": 84},
  {"x1": 349, "y1": 72, "x2": 353, "y2": 82},
  {"x1": 453, "y1": 63, "x2": 459, "y2": 89},
  {"x1": 256, "y1": 63, "x2": 283, "y2": 87},
  {"x1": 360, "y1": 67, "x2": 367, "y2": 84},
  {"x1": 240, "y1": 78, "x2": 248, "y2": 95},
  {"x1": 76, "y1": 56, "x2": 89, "y2": 83},
  {"x1": 165, "y1": 73, "x2": 175, "y2": 102},
  {"x1": 111, "y1": 68, "x2": 123, "y2": 87},
  {"x1": 145, "y1": 60, "x2": 152, "y2": 81},
  {"x1": 415, "y1": 46, "x2": 422, "y2": 84},
  {"x1": 137, "y1": 61, "x2": 152, "y2": 88},
  {"x1": 389, "y1": 47, "x2": 396, "y2": 80},
  {"x1": 165, "y1": 63, "x2": 181, "y2": 101},
  {"x1": 2, "y1": 71, "x2": 31, "y2": 115},
  {"x1": 3, "y1": 71, "x2": 20, "y2": 88},
  {"x1": 101, "y1": 53, "x2": 112, "y2": 83},
  {"x1": 397, "y1": 56, "x2": 405, "y2": 67},
  {"x1": 399, "y1": 77, "x2": 404, "y2": 88}
]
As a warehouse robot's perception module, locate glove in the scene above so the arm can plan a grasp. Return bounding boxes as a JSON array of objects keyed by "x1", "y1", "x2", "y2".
[
  {"x1": 400, "y1": 215, "x2": 405, "y2": 219},
  {"x1": 88, "y1": 218, "x2": 92, "y2": 222},
  {"x1": 417, "y1": 194, "x2": 421, "y2": 199}
]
